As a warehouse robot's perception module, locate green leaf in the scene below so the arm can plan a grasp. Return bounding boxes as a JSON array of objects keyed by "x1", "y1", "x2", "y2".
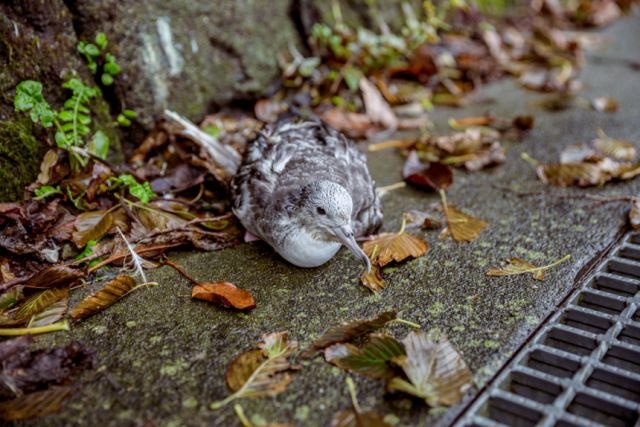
[
  {"x1": 54, "y1": 131, "x2": 68, "y2": 148},
  {"x1": 34, "y1": 185, "x2": 62, "y2": 200},
  {"x1": 298, "y1": 57, "x2": 320, "y2": 77},
  {"x1": 101, "y1": 73, "x2": 114, "y2": 86},
  {"x1": 83, "y1": 43, "x2": 100, "y2": 57},
  {"x1": 75, "y1": 240, "x2": 97, "y2": 260},
  {"x1": 95, "y1": 32, "x2": 107, "y2": 50},
  {"x1": 116, "y1": 114, "x2": 132, "y2": 127},
  {"x1": 343, "y1": 66, "x2": 363, "y2": 92},
  {"x1": 122, "y1": 109, "x2": 137, "y2": 119},
  {"x1": 14, "y1": 80, "x2": 55, "y2": 127},
  {"x1": 325, "y1": 334, "x2": 406, "y2": 379},
  {"x1": 110, "y1": 175, "x2": 156, "y2": 203},
  {"x1": 77, "y1": 114, "x2": 91, "y2": 125},
  {"x1": 87, "y1": 130, "x2": 109, "y2": 160},
  {"x1": 105, "y1": 53, "x2": 116, "y2": 63},
  {"x1": 88, "y1": 62, "x2": 98, "y2": 74},
  {"x1": 57, "y1": 110, "x2": 74, "y2": 122},
  {"x1": 103, "y1": 62, "x2": 121, "y2": 76}
]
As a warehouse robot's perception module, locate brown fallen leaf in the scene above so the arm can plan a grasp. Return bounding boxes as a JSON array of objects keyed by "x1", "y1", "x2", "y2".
[
  {"x1": 302, "y1": 311, "x2": 397, "y2": 358},
  {"x1": 320, "y1": 109, "x2": 380, "y2": 139},
  {"x1": 536, "y1": 162, "x2": 609, "y2": 187},
  {"x1": 324, "y1": 334, "x2": 405, "y2": 379},
  {"x1": 360, "y1": 265, "x2": 385, "y2": 293},
  {"x1": 403, "y1": 151, "x2": 453, "y2": 192},
  {"x1": 439, "y1": 191, "x2": 487, "y2": 243},
  {"x1": 192, "y1": 282, "x2": 256, "y2": 311},
  {"x1": 211, "y1": 331, "x2": 298, "y2": 409},
  {"x1": 591, "y1": 96, "x2": 618, "y2": 112},
  {"x1": 15, "y1": 287, "x2": 70, "y2": 325},
  {"x1": 0, "y1": 265, "x2": 84, "y2": 293},
  {"x1": 387, "y1": 331, "x2": 472, "y2": 407},
  {"x1": 363, "y1": 227, "x2": 428, "y2": 268},
  {"x1": 486, "y1": 254, "x2": 571, "y2": 280},
  {"x1": 72, "y1": 210, "x2": 114, "y2": 247},
  {"x1": 630, "y1": 198, "x2": 640, "y2": 230},
  {"x1": 359, "y1": 78, "x2": 398, "y2": 130},
  {"x1": 70, "y1": 275, "x2": 138, "y2": 321},
  {"x1": 0, "y1": 386, "x2": 76, "y2": 421}
]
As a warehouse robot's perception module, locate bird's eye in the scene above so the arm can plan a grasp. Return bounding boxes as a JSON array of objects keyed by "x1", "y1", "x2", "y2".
[{"x1": 317, "y1": 207, "x2": 326, "y2": 215}]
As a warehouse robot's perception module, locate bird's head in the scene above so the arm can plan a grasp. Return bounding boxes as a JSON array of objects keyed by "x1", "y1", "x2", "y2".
[{"x1": 298, "y1": 181, "x2": 371, "y2": 272}]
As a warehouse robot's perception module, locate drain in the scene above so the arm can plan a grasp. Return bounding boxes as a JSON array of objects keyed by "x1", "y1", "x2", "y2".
[{"x1": 454, "y1": 232, "x2": 640, "y2": 427}]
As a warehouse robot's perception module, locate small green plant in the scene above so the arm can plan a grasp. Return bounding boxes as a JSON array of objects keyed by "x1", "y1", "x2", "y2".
[
  {"x1": 33, "y1": 185, "x2": 62, "y2": 200},
  {"x1": 77, "y1": 32, "x2": 121, "y2": 86},
  {"x1": 77, "y1": 32, "x2": 137, "y2": 127},
  {"x1": 15, "y1": 79, "x2": 106, "y2": 171},
  {"x1": 108, "y1": 174, "x2": 156, "y2": 204}
]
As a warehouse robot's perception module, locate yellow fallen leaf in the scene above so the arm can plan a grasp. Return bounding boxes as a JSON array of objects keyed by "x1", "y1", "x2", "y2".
[
  {"x1": 439, "y1": 190, "x2": 487, "y2": 242},
  {"x1": 486, "y1": 254, "x2": 571, "y2": 281},
  {"x1": 360, "y1": 265, "x2": 385, "y2": 293},
  {"x1": 362, "y1": 227, "x2": 428, "y2": 268},
  {"x1": 536, "y1": 162, "x2": 609, "y2": 187}
]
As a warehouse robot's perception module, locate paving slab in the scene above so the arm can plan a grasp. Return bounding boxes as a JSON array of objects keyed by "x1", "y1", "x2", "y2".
[{"x1": 18, "y1": 13, "x2": 640, "y2": 427}]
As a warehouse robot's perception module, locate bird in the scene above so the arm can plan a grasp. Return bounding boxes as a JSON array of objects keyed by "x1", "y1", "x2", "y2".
[{"x1": 230, "y1": 118, "x2": 383, "y2": 271}]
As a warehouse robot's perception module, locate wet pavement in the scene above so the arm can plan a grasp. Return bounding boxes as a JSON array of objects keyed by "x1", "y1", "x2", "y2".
[{"x1": 22, "y1": 13, "x2": 640, "y2": 427}]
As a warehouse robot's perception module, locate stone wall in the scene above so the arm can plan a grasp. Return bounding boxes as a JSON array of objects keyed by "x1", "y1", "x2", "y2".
[{"x1": 0, "y1": 0, "x2": 417, "y2": 201}]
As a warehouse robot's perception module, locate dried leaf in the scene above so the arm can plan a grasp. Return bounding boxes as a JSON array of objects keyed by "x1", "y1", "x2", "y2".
[
  {"x1": 441, "y1": 194, "x2": 487, "y2": 243},
  {"x1": 320, "y1": 109, "x2": 379, "y2": 139},
  {"x1": 0, "y1": 340, "x2": 92, "y2": 399},
  {"x1": 592, "y1": 129, "x2": 636, "y2": 161},
  {"x1": 16, "y1": 287, "x2": 69, "y2": 323},
  {"x1": 403, "y1": 151, "x2": 453, "y2": 191},
  {"x1": 403, "y1": 210, "x2": 442, "y2": 230},
  {"x1": 28, "y1": 298, "x2": 68, "y2": 328},
  {"x1": 0, "y1": 386, "x2": 76, "y2": 421},
  {"x1": 536, "y1": 163, "x2": 609, "y2": 187},
  {"x1": 302, "y1": 311, "x2": 396, "y2": 358},
  {"x1": 192, "y1": 282, "x2": 256, "y2": 311},
  {"x1": 591, "y1": 96, "x2": 618, "y2": 112},
  {"x1": 19, "y1": 265, "x2": 83, "y2": 290},
  {"x1": 325, "y1": 334, "x2": 405, "y2": 379},
  {"x1": 631, "y1": 198, "x2": 640, "y2": 230},
  {"x1": 486, "y1": 254, "x2": 571, "y2": 280},
  {"x1": 363, "y1": 230, "x2": 428, "y2": 268},
  {"x1": 226, "y1": 349, "x2": 264, "y2": 392},
  {"x1": 359, "y1": 78, "x2": 397, "y2": 130},
  {"x1": 360, "y1": 265, "x2": 384, "y2": 293},
  {"x1": 211, "y1": 331, "x2": 298, "y2": 409},
  {"x1": 70, "y1": 275, "x2": 138, "y2": 321},
  {"x1": 36, "y1": 150, "x2": 60, "y2": 185},
  {"x1": 387, "y1": 331, "x2": 472, "y2": 406},
  {"x1": 72, "y1": 210, "x2": 114, "y2": 247}
]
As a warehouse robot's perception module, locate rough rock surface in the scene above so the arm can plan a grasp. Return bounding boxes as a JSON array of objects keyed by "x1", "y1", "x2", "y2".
[{"x1": 0, "y1": 0, "x2": 415, "y2": 201}]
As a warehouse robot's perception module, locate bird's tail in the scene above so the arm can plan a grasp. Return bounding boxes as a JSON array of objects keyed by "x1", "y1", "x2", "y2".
[{"x1": 163, "y1": 110, "x2": 242, "y2": 183}]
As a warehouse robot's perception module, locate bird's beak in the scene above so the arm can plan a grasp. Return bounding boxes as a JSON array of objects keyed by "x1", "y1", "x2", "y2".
[{"x1": 333, "y1": 225, "x2": 371, "y2": 273}]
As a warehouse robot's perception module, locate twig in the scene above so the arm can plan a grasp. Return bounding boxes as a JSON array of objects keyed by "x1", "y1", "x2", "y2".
[{"x1": 164, "y1": 259, "x2": 198, "y2": 285}]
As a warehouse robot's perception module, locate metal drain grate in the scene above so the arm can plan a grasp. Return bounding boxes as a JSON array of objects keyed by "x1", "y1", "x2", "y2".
[{"x1": 455, "y1": 232, "x2": 640, "y2": 427}]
